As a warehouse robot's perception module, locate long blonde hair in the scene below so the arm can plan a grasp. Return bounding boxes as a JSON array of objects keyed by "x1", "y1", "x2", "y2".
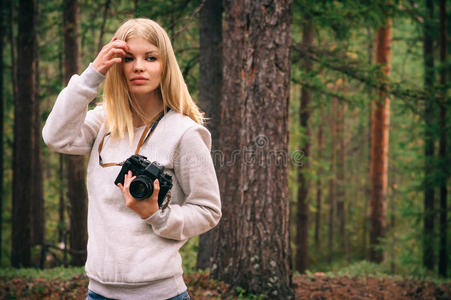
[{"x1": 102, "y1": 18, "x2": 204, "y2": 142}]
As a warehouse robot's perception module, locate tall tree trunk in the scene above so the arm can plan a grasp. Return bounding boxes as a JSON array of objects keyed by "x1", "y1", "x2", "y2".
[
  {"x1": 438, "y1": 0, "x2": 447, "y2": 278},
  {"x1": 196, "y1": 0, "x2": 223, "y2": 271},
  {"x1": 6, "y1": 0, "x2": 18, "y2": 265},
  {"x1": 314, "y1": 113, "x2": 323, "y2": 252},
  {"x1": 12, "y1": 0, "x2": 38, "y2": 267},
  {"x1": 58, "y1": 155, "x2": 66, "y2": 243},
  {"x1": 63, "y1": 0, "x2": 88, "y2": 266},
  {"x1": 328, "y1": 98, "x2": 337, "y2": 264},
  {"x1": 363, "y1": 26, "x2": 374, "y2": 259},
  {"x1": 296, "y1": 18, "x2": 314, "y2": 274},
  {"x1": 0, "y1": 0, "x2": 5, "y2": 264},
  {"x1": 389, "y1": 174, "x2": 397, "y2": 273},
  {"x1": 369, "y1": 15, "x2": 392, "y2": 263},
  {"x1": 8, "y1": 0, "x2": 17, "y2": 100},
  {"x1": 336, "y1": 92, "x2": 346, "y2": 256},
  {"x1": 423, "y1": 0, "x2": 435, "y2": 271},
  {"x1": 212, "y1": 1, "x2": 293, "y2": 297},
  {"x1": 30, "y1": 2, "x2": 44, "y2": 247},
  {"x1": 57, "y1": 42, "x2": 66, "y2": 247}
]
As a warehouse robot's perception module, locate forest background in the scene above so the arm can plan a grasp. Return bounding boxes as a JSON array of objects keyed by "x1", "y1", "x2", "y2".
[{"x1": 0, "y1": 0, "x2": 449, "y2": 298}]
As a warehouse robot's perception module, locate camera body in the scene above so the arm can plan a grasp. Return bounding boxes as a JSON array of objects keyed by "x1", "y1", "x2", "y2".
[{"x1": 114, "y1": 154, "x2": 173, "y2": 207}]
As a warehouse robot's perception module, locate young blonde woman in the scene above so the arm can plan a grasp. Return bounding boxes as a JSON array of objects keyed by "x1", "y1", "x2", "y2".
[{"x1": 43, "y1": 18, "x2": 221, "y2": 300}]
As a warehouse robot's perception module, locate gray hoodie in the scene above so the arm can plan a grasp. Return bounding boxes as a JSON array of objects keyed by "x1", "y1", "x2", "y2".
[{"x1": 42, "y1": 64, "x2": 221, "y2": 300}]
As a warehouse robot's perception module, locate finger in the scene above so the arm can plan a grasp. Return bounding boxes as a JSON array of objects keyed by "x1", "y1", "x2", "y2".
[
  {"x1": 110, "y1": 40, "x2": 129, "y2": 50},
  {"x1": 148, "y1": 180, "x2": 160, "y2": 204},
  {"x1": 101, "y1": 41, "x2": 127, "y2": 56},
  {"x1": 125, "y1": 176, "x2": 137, "y2": 185},
  {"x1": 124, "y1": 176, "x2": 137, "y2": 189},
  {"x1": 105, "y1": 48, "x2": 126, "y2": 59},
  {"x1": 104, "y1": 57, "x2": 122, "y2": 68},
  {"x1": 124, "y1": 172, "x2": 131, "y2": 183},
  {"x1": 153, "y1": 179, "x2": 160, "y2": 193}
]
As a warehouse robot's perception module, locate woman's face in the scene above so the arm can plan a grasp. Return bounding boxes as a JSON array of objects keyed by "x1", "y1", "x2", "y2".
[{"x1": 122, "y1": 37, "x2": 162, "y2": 99}]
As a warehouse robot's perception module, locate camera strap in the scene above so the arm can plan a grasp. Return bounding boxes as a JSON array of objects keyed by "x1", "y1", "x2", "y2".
[{"x1": 98, "y1": 108, "x2": 169, "y2": 168}]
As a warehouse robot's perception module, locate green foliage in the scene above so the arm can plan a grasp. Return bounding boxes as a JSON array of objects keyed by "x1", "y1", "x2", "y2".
[
  {"x1": 289, "y1": 0, "x2": 450, "y2": 279},
  {"x1": 1, "y1": 0, "x2": 449, "y2": 284},
  {"x1": 235, "y1": 286, "x2": 265, "y2": 300},
  {"x1": 180, "y1": 236, "x2": 199, "y2": 274}
]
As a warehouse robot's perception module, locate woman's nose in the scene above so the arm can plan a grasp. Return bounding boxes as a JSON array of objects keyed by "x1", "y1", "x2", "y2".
[{"x1": 133, "y1": 59, "x2": 144, "y2": 72}]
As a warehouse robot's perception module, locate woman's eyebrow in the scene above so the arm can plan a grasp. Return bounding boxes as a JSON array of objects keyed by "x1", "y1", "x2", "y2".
[{"x1": 125, "y1": 50, "x2": 159, "y2": 56}]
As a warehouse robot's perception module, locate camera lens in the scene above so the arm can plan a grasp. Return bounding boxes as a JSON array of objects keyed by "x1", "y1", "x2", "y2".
[{"x1": 129, "y1": 176, "x2": 153, "y2": 200}]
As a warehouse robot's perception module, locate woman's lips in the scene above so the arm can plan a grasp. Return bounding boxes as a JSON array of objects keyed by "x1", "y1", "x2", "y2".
[{"x1": 131, "y1": 77, "x2": 148, "y2": 84}]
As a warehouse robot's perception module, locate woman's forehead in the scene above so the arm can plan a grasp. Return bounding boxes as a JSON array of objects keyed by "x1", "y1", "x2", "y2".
[{"x1": 126, "y1": 37, "x2": 159, "y2": 54}]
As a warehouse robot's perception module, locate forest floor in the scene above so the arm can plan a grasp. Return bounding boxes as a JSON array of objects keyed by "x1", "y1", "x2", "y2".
[{"x1": 0, "y1": 272, "x2": 450, "y2": 299}]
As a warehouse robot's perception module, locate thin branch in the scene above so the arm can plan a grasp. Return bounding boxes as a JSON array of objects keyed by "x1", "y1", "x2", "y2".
[
  {"x1": 97, "y1": 0, "x2": 111, "y2": 52},
  {"x1": 173, "y1": 0, "x2": 207, "y2": 40}
]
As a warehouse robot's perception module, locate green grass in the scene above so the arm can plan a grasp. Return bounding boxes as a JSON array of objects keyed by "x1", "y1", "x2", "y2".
[{"x1": 0, "y1": 266, "x2": 85, "y2": 280}]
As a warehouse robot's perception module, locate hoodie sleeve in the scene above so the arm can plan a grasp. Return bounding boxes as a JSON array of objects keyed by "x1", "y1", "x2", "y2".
[
  {"x1": 145, "y1": 125, "x2": 222, "y2": 241},
  {"x1": 42, "y1": 63, "x2": 106, "y2": 155}
]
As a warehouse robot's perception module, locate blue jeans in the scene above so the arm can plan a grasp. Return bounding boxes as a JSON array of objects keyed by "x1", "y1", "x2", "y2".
[{"x1": 86, "y1": 290, "x2": 190, "y2": 300}]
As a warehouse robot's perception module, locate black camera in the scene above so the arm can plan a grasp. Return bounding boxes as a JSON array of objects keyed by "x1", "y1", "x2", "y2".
[{"x1": 114, "y1": 154, "x2": 173, "y2": 207}]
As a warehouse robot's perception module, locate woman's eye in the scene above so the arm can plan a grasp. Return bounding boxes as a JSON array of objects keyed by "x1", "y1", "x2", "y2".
[
  {"x1": 146, "y1": 56, "x2": 157, "y2": 62},
  {"x1": 124, "y1": 57, "x2": 133, "y2": 62}
]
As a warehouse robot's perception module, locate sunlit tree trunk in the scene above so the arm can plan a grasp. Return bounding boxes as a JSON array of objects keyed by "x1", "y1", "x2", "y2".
[
  {"x1": 196, "y1": 0, "x2": 222, "y2": 271},
  {"x1": 63, "y1": 0, "x2": 88, "y2": 266},
  {"x1": 423, "y1": 0, "x2": 435, "y2": 271},
  {"x1": 369, "y1": 16, "x2": 392, "y2": 263},
  {"x1": 12, "y1": 0, "x2": 38, "y2": 267},
  {"x1": 212, "y1": 1, "x2": 293, "y2": 297},
  {"x1": 438, "y1": 0, "x2": 447, "y2": 278},
  {"x1": 296, "y1": 18, "x2": 314, "y2": 274}
]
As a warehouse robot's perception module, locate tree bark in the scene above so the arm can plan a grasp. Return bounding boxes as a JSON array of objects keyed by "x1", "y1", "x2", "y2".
[
  {"x1": 423, "y1": 0, "x2": 435, "y2": 271},
  {"x1": 0, "y1": 0, "x2": 4, "y2": 264},
  {"x1": 12, "y1": 0, "x2": 38, "y2": 267},
  {"x1": 196, "y1": 0, "x2": 223, "y2": 271},
  {"x1": 438, "y1": 0, "x2": 447, "y2": 278},
  {"x1": 57, "y1": 40, "x2": 66, "y2": 246},
  {"x1": 369, "y1": 16, "x2": 392, "y2": 263},
  {"x1": 63, "y1": 0, "x2": 88, "y2": 266},
  {"x1": 296, "y1": 18, "x2": 314, "y2": 274},
  {"x1": 363, "y1": 27, "x2": 374, "y2": 259},
  {"x1": 328, "y1": 98, "x2": 337, "y2": 264},
  {"x1": 8, "y1": 0, "x2": 17, "y2": 100},
  {"x1": 212, "y1": 1, "x2": 293, "y2": 297},
  {"x1": 336, "y1": 94, "x2": 346, "y2": 255},
  {"x1": 58, "y1": 155, "x2": 66, "y2": 243},
  {"x1": 314, "y1": 113, "x2": 323, "y2": 252},
  {"x1": 30, "y1": 2, "x2": 44, "y2": 247}
]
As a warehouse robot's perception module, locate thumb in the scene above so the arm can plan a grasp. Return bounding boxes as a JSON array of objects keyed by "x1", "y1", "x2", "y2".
[{"x1": 153, "y1": 179, "x2": 160, "y2": 193}]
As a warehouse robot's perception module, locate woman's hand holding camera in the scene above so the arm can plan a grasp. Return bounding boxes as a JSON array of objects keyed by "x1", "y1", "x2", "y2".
[
  {"x1": 117, "y1": 170, "x2": 160, "y2": 219},
  {"x1": 92, "y1": 37, "x2": 128, "y2": 75}
]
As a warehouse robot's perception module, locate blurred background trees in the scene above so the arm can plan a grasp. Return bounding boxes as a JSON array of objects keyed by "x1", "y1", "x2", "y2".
[{"x1": 0, "y1": 0, "x2": 449, "y2": 294}]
